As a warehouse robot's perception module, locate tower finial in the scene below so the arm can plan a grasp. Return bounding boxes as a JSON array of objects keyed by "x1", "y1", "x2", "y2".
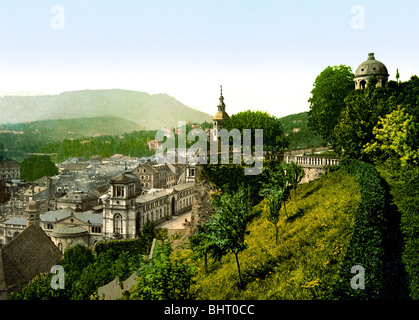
[{"x1": 220, "y1": 85, "x2": 223, "y2": 97}]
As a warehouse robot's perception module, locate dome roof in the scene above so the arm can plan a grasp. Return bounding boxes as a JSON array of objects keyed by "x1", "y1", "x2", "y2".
[
  {"x1": 355, "y1": 53, "x2": 389, "y2": 78},
  {"x1": 51, "y1": 224, "x2": 88, "y2": 237}
]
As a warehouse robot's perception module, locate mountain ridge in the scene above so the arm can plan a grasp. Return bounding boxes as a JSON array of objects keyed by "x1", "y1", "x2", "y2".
[{"x1": 0, "y1": 89, "x2": 213, "y2": 130}]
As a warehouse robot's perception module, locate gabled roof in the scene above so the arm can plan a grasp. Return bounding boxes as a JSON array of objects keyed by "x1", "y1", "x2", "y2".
[
  {"x1": 134, "y1": 163, "x2": 158, "y2": 174},
  {"x1": 57, "y1": 190, "x2": 98, "y2": 203},
  {"x1": 2, "y1": 217, "x2": 27, "y2": 226},
  {"x1": 0, "y1": 160, "x2": 20, "y2": 169},
  {"x1": 0, "y1": 225, "x2": 62, "y2": 297},
  {"x1": 63, "y1": 163, "x2": 89, "y2": 171},
  {"x1": 110, "y1": 172, "x2": 139, "y2": 184},
  {"x1": 41, "y1": 210, "x2": 102, "y2": 225},
  {"x1": 174, "y1": 181, "x2": 195, "y2": 191},
  {"x1": 136, "y1": 189, "x2": 170, "y2": 204}
]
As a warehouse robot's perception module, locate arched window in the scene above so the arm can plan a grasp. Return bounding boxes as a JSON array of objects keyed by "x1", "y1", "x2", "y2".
[{"x1": 113, "y1": 213, "x2": 123, "y2": 234}]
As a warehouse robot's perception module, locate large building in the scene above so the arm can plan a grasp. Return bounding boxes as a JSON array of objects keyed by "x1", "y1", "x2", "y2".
[{"x1": 0, "y1": 160, "x2": 20, "y2": 181}]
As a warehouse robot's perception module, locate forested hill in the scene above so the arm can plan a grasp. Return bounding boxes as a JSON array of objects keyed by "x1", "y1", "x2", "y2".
[
  {"x1": 0, "y1": 89, "x2": 213, "y2": 130},
  {"x1": 278, "y1": 111, "x2": 327, "y2": 149}
]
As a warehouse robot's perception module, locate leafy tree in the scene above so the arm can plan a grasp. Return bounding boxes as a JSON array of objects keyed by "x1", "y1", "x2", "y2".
[
  {"x1": 207, "y1": 185, "x2": 256, "y2": 284},
  {"x1": 223, "y1": 110, "x2": 289, "y2": 152},
  {"x1": 130, "y1": 241, "x2": 195, "y2": 300},
  {"x1": 364, "y1": 106, "x2": 418, "y2": 167},
  {"x1": 259, "y1": 163, "x2": 291, "y2": 243},
  {"x1": 332, "y1": 84, "x2": 397, "y2": 160},
  {"x1": 7, "y1": 273, "x2": 65, "y2": 300},
  {"x1": 266, "y1": 196, "x2": 282, "y2": 244},
  {"x1": 259, "y1": 162, "x2": 291, "y2": 216},
  {"x1": 189, "y1": 225, "x2": 214, "y2": 273},
  {"x1": 284, "y1": 161, "x2": 305, "y2": 197},
  {"x1": 19, "y1": 155, "x2": 58, "y2": 181},
  {"x1": 307, "y1": 65, "x2": 354, "y2": 142}
]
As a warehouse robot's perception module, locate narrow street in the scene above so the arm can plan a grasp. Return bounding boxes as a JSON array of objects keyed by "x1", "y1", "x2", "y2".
[{"x1": 157, "y1": 209, "x2": 192, "y2": 230}]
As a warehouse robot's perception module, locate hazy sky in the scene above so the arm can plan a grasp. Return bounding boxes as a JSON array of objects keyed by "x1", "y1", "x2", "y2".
[{"x1": 1, "y1": 0, "x2": 418, "y2": 118}]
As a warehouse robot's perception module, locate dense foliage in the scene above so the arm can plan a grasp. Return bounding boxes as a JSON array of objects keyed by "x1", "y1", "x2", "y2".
[
  {"x1": 129, "y1": 240, "x2": 195, "y2": 300},
  {"x1": 377, "y1": 159, "x2": 419, "y2": 299},
  {"x1": 19, "y1": 155, "x2": 58, "y2": 181},
  {"x1": 223, "y1": 110, "x2": 289, "y2": 152},
  {"x1": 307, "y1": 65, "x2": 354, "y2": 142},
  {"x1": 278, "y1": 112, "x2": 326, "y2": 149},
  {"x1": 331, "y1": 159, "x2": 408, "y2": 299},
  {"x1": 38, "y1": 130, "x2": 157, "y2": 162}
]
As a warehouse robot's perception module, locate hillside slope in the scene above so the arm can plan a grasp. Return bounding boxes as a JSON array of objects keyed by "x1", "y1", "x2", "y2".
[
  {"x1": 278, "y1": 111, "x2": 327, "y2": 149},
  {"x1": 185, "y1": 169, "x2": 361, "y2": 299},
  {"x1": 0, "y1": 89, "x2": 213, "y2": 129},
  {"x1": 1, "y1": 116, "x2": 144, "y2": 141}
]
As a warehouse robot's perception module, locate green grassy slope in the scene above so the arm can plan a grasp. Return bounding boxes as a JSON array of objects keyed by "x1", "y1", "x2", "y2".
[{"x1": 181, "y1": 169, "x2": 361, "y2": 299}]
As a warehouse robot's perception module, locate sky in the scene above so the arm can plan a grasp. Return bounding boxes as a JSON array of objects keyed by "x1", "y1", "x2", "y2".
[{"x1": 1, "y1": 0, "x2": 419, "y2": 119}]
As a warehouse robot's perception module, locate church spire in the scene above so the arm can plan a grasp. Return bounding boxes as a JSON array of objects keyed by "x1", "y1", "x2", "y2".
[{"x1": 217, "y1": 85, "x2": 226, "y2": 111}]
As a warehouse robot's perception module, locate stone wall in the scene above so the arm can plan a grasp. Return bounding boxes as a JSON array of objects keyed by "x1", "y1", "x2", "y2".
[{"x1": 190, "y1": 165, "x2": 215, "y2": 231}]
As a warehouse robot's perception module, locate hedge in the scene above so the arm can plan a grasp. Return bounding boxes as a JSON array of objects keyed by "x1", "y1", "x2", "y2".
[{"x1": 331, "y1": 159, "x2": 394, "y2": 299}]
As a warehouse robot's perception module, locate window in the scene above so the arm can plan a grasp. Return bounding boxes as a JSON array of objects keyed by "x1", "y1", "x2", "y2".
[
  {"x1": 45, "y1": 223, "x2": 53, "y2": 230},
  {"x1": 92, "y1": 226, "x2": 102, "y2": 234},
  {"x1": 113, "y1": 213, "x2": 123, "y2": 234},
  {"x1": 189, "y1": 168, "x2": 195, "y2": 177}
]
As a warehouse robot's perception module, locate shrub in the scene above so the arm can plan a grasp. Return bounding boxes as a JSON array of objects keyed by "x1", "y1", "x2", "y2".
[{"x1": 331, "y1": 158, "x2": 403, "y2": 299}]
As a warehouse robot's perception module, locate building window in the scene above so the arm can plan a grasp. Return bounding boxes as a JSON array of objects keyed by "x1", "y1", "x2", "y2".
[
  {"x1": 92, "y1": 226, "x2": 102, "y2": 234},
  {"x1": 113, "y1": 213, "x2": 123, "y2": 234},
  {"x1": 45, "y1": 223, "x2": 53, "y2": 230}
]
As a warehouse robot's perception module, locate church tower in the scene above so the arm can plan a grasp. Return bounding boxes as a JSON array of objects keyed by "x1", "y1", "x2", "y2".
[
  {"x1": 102, "y1": 172, "x2": 142, "y2": 240},
  {"x1": 25, "y1": 198, "x2": 41, "y2": 227},
  {"x1": 212, "y1": 85, "x2": 230, "y2": 142}
]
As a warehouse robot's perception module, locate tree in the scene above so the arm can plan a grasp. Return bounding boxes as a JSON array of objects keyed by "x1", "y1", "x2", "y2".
[
  {"x1": 7, "y1": 273, "x2": 65, "y2": 300},
  {"x1": 206, "y1": 185, "x2": 256, "y2": 284},
  {"x1": 189, "y1": 224, "x2": 225, "y2": 273},
  {"x1": 284, "y1": 161, "x2": 305, "y2": 197},
  {"x1": 332, "y1": 83, "x2": 397, "y2": 160},
  {"x1": 266, "y1": 196, "x2": 282, "y2": 244},
  {"x1": 19, "y1": 155, "x2": 58, "y2": 181},
  {"x1": 223, "y1": 110, "x2": 289, "y2": 152},
  {"x1": 364, "y1": 106, "x2": 418, "y2": 167},
  {"x1": 130, "y1": 241, "x2": 195, "y2": 300},
  {"x1": 308, "y1": 65, "x2": 354, "y2": 142},
  {"x1": 259, "y1": 163, "x2": 290, "y2": 243}
]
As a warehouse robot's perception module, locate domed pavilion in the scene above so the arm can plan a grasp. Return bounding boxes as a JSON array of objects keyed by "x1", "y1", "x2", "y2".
[{"x1": 354, "y1": 53, "x2": 389, "y2": 89}]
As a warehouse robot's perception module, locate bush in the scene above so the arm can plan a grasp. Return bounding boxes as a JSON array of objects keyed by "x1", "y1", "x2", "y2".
[
  {"x1": 331, "y1": 158, "x2": 406, "y2": 299},
  {"x1": 378, "y1": 159, "x2": 419, "y2": 299}
]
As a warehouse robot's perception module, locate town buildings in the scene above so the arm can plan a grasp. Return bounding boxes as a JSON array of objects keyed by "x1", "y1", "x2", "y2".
[
  {"x1": 0, "y1": 158, "x2": 195, "y2": 252},
  {"x1": 0, "y1": 160, "x2": 20, "y2": 181}
]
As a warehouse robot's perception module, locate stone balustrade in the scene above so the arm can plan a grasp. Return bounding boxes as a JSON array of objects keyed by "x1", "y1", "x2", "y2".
[{"x1": 284, "y1": 155, "x2": 340, "y2": 168}]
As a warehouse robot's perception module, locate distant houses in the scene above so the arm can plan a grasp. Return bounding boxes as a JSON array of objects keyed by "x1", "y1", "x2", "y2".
[{"x1": 0, "y1": 160, "x2": 20, "y2": 181}]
